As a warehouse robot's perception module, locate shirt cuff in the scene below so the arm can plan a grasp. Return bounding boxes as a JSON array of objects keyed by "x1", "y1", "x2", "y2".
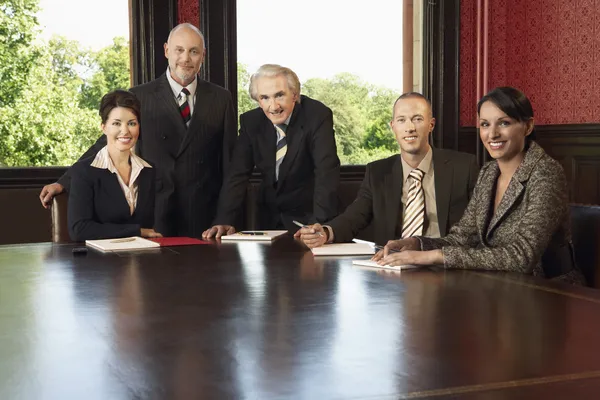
[{"x1": 323, "y1": 225, "x2": 335, "y2": 243}]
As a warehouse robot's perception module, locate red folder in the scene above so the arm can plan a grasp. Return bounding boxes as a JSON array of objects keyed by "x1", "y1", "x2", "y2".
[{"x1": 149, "y1": 237, "x2": 210, "y2": 246}]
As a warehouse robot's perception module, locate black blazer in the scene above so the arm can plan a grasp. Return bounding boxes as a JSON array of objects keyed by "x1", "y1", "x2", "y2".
[
  {"x1": 214, "y1": 95, "x2": 340, "y2": 231},
  {"x1": 59, "y1": 74, "x2": 237, "y2": 237},
  {"x1": 328, "y1": 149, "x2": 479, "y2": 245},
  {"x1": 68, "y1": 157, "x2": 156, "y2": 241}
]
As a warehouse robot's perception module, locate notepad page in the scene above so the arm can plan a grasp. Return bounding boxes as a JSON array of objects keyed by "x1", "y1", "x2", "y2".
[
  {"x1": 310, "y1": 243, "x2": 375, "y2": 256},
  {"x1": 352, "y1": 259, "x2": 419, "y2": 270}
]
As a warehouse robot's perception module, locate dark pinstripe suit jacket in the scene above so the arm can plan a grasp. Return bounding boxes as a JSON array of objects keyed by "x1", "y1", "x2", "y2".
[
  {"x1": 419, "y1": 142, "x2": 585, "y2": 284},
  {"x1": 59, "y1": 74, "x2": 237, "y2": 237}
]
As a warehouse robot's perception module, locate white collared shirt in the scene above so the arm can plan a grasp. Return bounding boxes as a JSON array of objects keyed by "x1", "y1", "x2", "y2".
[
  {"x1": 90, "y1": 146, "x2": 152, "y2": 215},
  {"x1": 166, "y1": 67, "x2": 197, "y2": 117}
]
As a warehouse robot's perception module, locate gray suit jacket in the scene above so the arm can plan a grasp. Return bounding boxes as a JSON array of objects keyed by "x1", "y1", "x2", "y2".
[
  {"x1": 328, "y1": 149, "x2": 479, "y2": 245},
  {"x1": 420, "y1": 141, "x2": 585, "y2": 284}
]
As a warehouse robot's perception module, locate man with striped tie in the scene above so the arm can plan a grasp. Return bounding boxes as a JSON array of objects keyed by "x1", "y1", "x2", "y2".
[
  {"x1": 39, "y1": 23, "x2": 237, "y2": 238},
  {"x1": 203, "y1": 64, "x2": 340, "y2": 238},
  {"x1": 298, "y1": 93, "x2": 479, "y2": 248}
]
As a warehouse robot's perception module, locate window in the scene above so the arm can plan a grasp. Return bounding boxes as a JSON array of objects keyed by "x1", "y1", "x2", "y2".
[
  {"x1": 236, "y1": 0, "x2": 409, "y2": 165},
  {"x1": 0, "y1": 0, "x2": 130, "y2": 167}
]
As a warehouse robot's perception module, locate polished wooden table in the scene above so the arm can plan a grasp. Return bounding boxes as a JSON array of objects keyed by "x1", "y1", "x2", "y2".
[{"x1": 1, "y1": 237, "x2": 600, "y2": 399}]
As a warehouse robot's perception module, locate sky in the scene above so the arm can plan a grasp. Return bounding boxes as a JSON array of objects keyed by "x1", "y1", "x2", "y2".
[{"x1": 36, "y1": 0, "x2": 403, "y2": 90}]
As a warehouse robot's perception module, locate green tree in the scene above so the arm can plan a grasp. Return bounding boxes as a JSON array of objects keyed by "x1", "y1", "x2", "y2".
[
  {"x1": 0, "y1": 37, "x2": 98, "y2": 166},
  {"x1": 0, "y1": 0, "x2": 40, "y2": 107},
  {"x1": 237, "y1": 63, "x2": 256, "y2": 119},
  {"x1": 362, "y1": 87, "x2": 398, "y2": 152},
  {"x1": 80, "y1": 36, "x2": 130, "y2": 110}
]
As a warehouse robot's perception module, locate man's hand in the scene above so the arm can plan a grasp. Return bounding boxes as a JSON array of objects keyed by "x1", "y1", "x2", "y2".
[
  {"x1": 141, "y1": 228, "x2": 163, "y2": 238},
  {"x1": 295, "y1": 223, "x2": 327, "y2": 248},
  {"x1": 371, "y1": 237, "x2": 420, "y2": 261},
  {"x1": 39, "y1": 183, "x2": 64, "y2": 209},
  {"x1": 202, "y1": 225, "x2": 236, "y2": 239}
]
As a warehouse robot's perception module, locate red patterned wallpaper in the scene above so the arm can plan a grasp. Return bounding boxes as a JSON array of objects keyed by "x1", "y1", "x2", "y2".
[
  {"x1": 178, "y1": 0, "x2": 200, "y2": 26},
  {"x1": 459, "y1": 0, "x2": 600, "y2": 126}
]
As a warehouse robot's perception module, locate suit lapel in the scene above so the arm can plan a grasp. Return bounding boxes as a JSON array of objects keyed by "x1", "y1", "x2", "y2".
[
  {"x1": 177, "y1": 79, "x2": 215, "y2": 157},
  {"x1": 432, "y1": 150, "x2": 453, "y2": 235},
  {"x1": 156, "y1": 75, "x2": 187, "y2": 136},
  {"x1": 385, "y1": 155, "x2": 404, "y2": 239},
  {"x1": 102, "y1": 170, "x2": 131, "y2": 216},
  {"x1": 132, "y1": 168, "x2": 152, "y2": 219},
  {"x1": 476, "y1": 162, "x2": 498, "y2": 243},
  {"x1": 486, "y1": 142, "x2": 544, "y2": 239},
  {"x1": 277, "y1": 104, "x2": 306, "y2": 187}
]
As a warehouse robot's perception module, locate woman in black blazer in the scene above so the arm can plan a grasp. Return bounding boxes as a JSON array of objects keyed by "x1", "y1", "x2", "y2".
[
  {"x1": 68, "y1": 90, "x2": 162, "y2": 241},
  {"x1": 374, "y1": 87, "x2": 584, "y2": 284}
]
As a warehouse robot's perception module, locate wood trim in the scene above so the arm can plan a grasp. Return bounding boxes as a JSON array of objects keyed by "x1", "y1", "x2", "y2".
[
  {"x1": 130, "y1": 0, "x2": 178, "y2": 85},
  {"x1": 0, "y1": 168, "x2": 66, "y2": 189},
  {"x1": 422, "y1": 0, "x2": 460, "y2": 151},
  {"x1": 199, "y1": 0, "x2": 237, "y2": 107}
]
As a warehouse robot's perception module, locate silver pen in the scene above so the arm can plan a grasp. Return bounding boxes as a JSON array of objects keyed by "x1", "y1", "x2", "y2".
[{"x1": 292, "y1": 220, "x2": 324, "y2": 237}]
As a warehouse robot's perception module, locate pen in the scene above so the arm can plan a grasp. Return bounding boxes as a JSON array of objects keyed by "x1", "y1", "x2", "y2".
[
  {"x1": 374, "y1": 245, "x2": 401, "y2": 254},
  {"x1": 292, "y1": 220, "x2": 324, "y2": 237},
  {"x1": 239, "y1": 231, "x2": 266, "y2": 235},
  {"x1": 110, "y1": 237, "x2": 136, "y2": 243}
]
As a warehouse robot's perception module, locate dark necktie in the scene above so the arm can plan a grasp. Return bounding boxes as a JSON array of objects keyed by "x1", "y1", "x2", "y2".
[
  {"x1": 275, "y1": 124, "x2": 288, "y2": 181},
  {"x1": 402, "y1": 168, "x2": 425, "y2": 238},
  {"x1": 178, "y1": 88, "x2": 191, "y2": 125}
]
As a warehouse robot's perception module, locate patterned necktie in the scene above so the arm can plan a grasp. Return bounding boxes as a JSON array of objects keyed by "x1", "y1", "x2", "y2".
[
  {"x1": 402, "y1": 168, "x2": 425, "y2": 238},
  {"x1": 178, "y1": 88, "x2": 191, "y2": 125},
  {"x1": 275, "y1": 124, "x2": 288, "y2": 181}
]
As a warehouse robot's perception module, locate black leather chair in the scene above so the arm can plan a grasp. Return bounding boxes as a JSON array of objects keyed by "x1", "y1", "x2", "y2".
[
  {"x1": 51, "y1": 194, "x2": 71, "y2": 243},
  {"x1": 570, "y1": 204, "x2": 600, "y2": 288}
]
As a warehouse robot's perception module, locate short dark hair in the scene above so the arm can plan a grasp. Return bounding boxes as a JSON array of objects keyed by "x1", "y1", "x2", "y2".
[
  {"x1": 477, "y1": 86, "x2": 536, "y2": 141},
  {"x1": 392, "y1": 92, "x2": 433, "y2": 118},
  {"x1": 99, "y1": 90, "x2": 141, "y2": 124}
]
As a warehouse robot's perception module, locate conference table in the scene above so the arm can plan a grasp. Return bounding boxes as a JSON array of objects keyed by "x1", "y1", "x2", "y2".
[{"x1": 1, "y1": 237, "x2": 600, "y2": 399}]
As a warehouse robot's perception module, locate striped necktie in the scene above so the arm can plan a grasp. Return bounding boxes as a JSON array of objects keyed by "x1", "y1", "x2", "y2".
[
  {"x1": 178, "y1": 88, "x2": 191, "y2": 125},
  {"x1": 275, "y1": 124, "x2": 287, "y2": 181},
  {"x1": 402, "y1": 168, "x2": 425, "y2": 238}
]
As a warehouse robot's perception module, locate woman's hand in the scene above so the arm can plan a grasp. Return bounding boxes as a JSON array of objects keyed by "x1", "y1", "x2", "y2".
[
  {"x1": 141, "y1": 228, "x2": 163, "y2": 238},
  {"x1": 371, "y1": 237, "x2": 420, "y2": 261},
  {"x1": 380, "y1": 249, "x2": 443, "y2": 266}
]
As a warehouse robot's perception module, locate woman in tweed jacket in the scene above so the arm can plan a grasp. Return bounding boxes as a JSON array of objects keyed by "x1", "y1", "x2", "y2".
[{"x1": 373, "y1": 87, "x2": 585, "y2": 284}]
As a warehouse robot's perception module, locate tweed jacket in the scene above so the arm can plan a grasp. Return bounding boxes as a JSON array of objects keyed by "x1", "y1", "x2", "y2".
[{"x1": 419, "y1": 141, "x2": 585, "y2": 284}]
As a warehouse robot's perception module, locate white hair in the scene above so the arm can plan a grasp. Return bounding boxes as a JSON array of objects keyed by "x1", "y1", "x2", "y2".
[{"x1": 249, "y1": 64, "x2": 301, "y2": 104}]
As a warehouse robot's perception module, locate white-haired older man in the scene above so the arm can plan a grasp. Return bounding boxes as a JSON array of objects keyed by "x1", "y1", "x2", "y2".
[{"x1": 203, "y1": 64, "x2": 340, "y2": 238}]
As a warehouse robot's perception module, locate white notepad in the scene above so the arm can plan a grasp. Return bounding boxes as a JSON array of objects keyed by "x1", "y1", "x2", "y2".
[
  {"x1": 85, "y1": 236, "x2": 160, "y2": 252},
  {"x1": 311, "y1": 243, "x2": 375, "y2": 256},
  {"x1": 352, "y1": 259, "x2": 419, "y2": 271},
  {"x1": 221, "y1": 230, "x2": 288, "y2": 241}
]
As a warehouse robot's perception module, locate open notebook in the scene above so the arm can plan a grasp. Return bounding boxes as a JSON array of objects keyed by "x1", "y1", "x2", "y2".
[
  {"x1": 85, "y1": 236, "x2": 160, "y2": 252},
  {"x1": 352, "y1": 259, "x2": 419, "y2": 271},
  {"x1": 310, "y1": 243, "x2": 375, "y2": 256},
  {"x1": 221, "y1": 230, "x2": 288, "y2": 241}
]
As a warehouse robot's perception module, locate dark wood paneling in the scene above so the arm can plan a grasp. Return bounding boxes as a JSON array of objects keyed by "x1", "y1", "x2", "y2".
[
  {"x1": 423, "y1": 0, "x2": 460, "y2": 151},
  {"x1": 460, "y1": 124, "x2": 600, "y2": 205},
  {"x1": 199, "y1": 0, "x2": 237, "y2": 106},
  {"x1": 130, "y1": 0, "x2": 178, "y2": 85}
]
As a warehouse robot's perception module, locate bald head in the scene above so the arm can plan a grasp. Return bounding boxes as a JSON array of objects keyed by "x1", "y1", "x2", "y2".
[{"x1": 164, "y1": 23, "x2": 206, "y2": 86}]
